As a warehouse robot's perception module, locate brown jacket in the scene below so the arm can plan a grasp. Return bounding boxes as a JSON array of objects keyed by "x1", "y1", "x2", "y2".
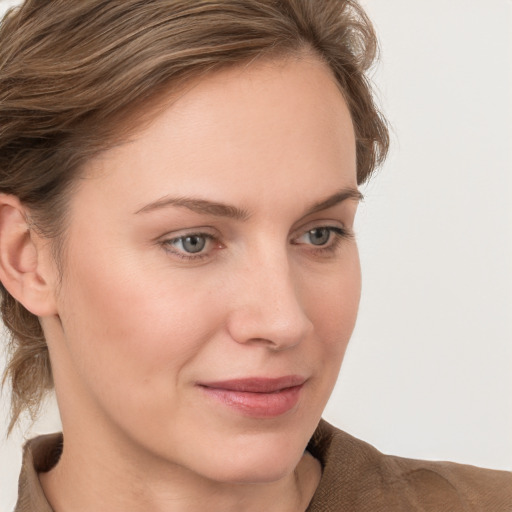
[{"x1": 14, "y1": 420, "x2": 512, "y2": 511}]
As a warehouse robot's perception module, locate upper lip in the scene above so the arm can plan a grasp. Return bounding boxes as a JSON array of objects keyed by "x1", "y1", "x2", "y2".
[{"x1": 198, "y1": 375, "x2": 306, "y2": 393}]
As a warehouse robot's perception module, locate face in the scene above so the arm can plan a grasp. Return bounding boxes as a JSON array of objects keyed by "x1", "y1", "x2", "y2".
[{"x1": 44, "y1": 55, "x2": 361, "y2": 484}]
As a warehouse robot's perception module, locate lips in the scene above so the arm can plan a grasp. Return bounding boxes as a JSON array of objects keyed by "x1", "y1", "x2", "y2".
[{"x1": 198, "y1": 376, "x2": 306, "y2": 418}]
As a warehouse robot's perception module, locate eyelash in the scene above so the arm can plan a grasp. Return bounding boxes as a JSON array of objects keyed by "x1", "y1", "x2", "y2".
[
  {"x1": 161, "y1": 232, "x2": 218, "y2": 261},
  {"x1": 161, "y1": 226, "x2": 353, "y2": 261},
  {"x1": 293, "y1": 226, "x2": 352, "y2": 256}
]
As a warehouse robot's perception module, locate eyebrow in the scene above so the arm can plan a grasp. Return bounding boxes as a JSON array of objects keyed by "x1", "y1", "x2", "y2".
[
  {"x1": 135, "y1": 187, "x2": 363, "y2": 220},
  {"x1": 135, "y1": 196, "x2": 250, "y2": 220},
  {"x1": 303, "y1": 188, "x2": 363, "y2": 216}
]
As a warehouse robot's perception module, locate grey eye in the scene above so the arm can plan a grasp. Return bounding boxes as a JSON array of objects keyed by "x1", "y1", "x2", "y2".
[
  {"x1": 179, "y1": 235, "x2": 207, "y2": 253},
  {"x1": 307, "y1": 228, "x2": 331, "y2": 246}
]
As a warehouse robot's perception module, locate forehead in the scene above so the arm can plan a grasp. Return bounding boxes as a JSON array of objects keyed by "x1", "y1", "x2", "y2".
[{"x1": 78, "y1": 55, "x2": 357, "y2": 215}]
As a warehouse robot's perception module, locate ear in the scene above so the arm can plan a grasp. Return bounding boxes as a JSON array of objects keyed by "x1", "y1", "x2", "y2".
[{"x1": 0, "y1": 194, "x2": 58, "y2": 317}]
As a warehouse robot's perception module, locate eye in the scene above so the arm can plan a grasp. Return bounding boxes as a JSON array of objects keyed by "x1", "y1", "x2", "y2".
[
  {"x1": 174, "y1": 234, "x2": 207, "y2": 253},
  {"x1": 291, "y1": 225, "x2": 353, "y2": 258},
  {"x1": 294, "y1": 226, "x2": 347, "y2": 247},
  {"x1": 305, "y1": 227, "x2": 332, "y2": 246},
  {"x1": 162, "y1": 232, "x2": 218, "y2": 260}
]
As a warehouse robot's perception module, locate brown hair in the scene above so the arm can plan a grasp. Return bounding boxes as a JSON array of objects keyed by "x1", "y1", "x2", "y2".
[{"x1": 0, "y1": 0, "x2": 388, "y2": 432}]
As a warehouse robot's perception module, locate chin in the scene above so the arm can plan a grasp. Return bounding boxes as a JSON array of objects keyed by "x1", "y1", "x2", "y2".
[
  {"x1": 204, "y1": 453, "x2": 300, "y2": 485},
  {"x1": 186, "y1": 426, "x2": 311, "y2": 485}
]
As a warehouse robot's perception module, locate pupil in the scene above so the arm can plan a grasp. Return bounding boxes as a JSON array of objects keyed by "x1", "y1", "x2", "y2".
[
  {"x1": 309, "y1": 228, "x2": 330, "y2": 246},
  {"x1": 183, "y1": 235, "x2": 206, "y2": 253}
]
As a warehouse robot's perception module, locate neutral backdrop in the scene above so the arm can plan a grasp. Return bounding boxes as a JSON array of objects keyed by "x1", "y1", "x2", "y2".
[{"x1": 1, "y1": 0, "x2": 511, "y2": 509}]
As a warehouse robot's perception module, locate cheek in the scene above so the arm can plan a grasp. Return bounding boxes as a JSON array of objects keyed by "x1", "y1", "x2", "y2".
[
  {"x1": 56, "y1": 243, "x2": 225, "y2": 408},
  {"x1": 306, "y1": 248, "x2": 361, "y2": 340},
  {"x1": 301, "y1": 248, "x2": 361, "y2": 380}
]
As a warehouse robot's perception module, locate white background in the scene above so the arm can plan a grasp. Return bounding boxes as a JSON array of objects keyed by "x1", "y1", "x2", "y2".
[{"x1": 1, "y1": 0, "x2": 511, "y2": 509}]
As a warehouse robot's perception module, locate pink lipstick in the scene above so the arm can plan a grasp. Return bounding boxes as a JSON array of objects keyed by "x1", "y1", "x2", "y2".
[{"x1": 198, "y1": 376, "x2": 305, "y2": 418}]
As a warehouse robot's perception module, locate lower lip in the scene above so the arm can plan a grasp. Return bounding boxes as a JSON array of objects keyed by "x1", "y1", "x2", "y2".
[{"x1": 200, "y1": 384, "x2": 303, "y2": 418}]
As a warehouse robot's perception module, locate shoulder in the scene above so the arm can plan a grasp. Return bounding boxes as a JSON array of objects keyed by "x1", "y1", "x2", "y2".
[
  {"x1": 307, "y1": 420, "x2": 512, "y2": 512},
  {"x1": 14, "y1": 433, "x2": 62, "y2": 512}
]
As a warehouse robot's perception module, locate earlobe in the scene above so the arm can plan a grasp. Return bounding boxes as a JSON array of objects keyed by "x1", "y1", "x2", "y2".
[{"x1": 0, "y1": 194, "x2": 58, "y2": 317}]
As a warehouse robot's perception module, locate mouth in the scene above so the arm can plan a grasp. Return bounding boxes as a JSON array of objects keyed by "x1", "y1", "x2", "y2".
[{"x1": 197, "y1": 376, "x2": 306, "y2": 418}]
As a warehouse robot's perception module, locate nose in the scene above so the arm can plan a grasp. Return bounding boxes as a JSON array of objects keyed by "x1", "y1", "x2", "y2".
[{"x1": 225, "y1": 250, "x2": 313, "y2": 351}]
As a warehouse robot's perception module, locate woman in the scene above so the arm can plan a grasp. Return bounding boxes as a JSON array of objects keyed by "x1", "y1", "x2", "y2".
[{"x1": 0, "y1": 1, "x2": 510, "y2": 511}]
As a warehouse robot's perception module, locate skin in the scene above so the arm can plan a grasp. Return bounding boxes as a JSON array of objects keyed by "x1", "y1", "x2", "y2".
[{"x1": 3, "y1": 54, "x2": 361, "y2": 511}]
